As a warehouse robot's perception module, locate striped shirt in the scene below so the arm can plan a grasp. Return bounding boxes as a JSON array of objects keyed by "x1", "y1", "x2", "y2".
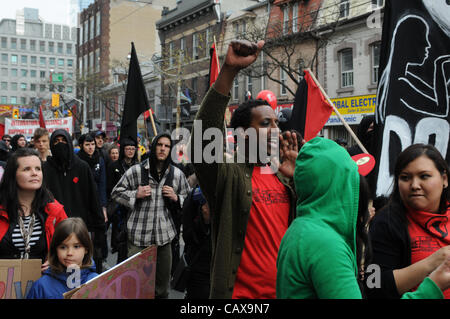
[
  {"x1": 111, "y1": 160, "x2": 190, "y2": 247},
  {"x1": 12, "y1": 215, "x2": 43, "y2": 258}
]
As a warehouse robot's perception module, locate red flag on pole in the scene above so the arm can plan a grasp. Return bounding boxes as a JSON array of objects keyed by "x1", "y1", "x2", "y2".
[
  {"x1": 287, "y1": 70, "x2": 333, "y2": 141},
  {"x1": 39, "y1": 105, "x2": 46, "y2": 128},
  {"x1": 209, "y1": 43, "x2": 220, "y2": 87}
]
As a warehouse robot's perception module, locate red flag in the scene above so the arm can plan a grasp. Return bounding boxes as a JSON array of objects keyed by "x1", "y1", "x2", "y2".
[
  {"x1": 39, "y1": 105, "x2": 46, "y2": 128},
  {"x1": 209, "y1": 43, "x2": 220, "y2": 87},
  {"x1": 143, "y1": 110, "x2": 150, "y2": 120},
  {"x1": 287, "y1": 70, "x2": 333, "y2": 141}
]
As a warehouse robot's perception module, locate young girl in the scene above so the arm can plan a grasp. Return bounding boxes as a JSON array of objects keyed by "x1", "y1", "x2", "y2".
[{"x1": 27, "y1": 217, "x2": 98, "y2": 299}]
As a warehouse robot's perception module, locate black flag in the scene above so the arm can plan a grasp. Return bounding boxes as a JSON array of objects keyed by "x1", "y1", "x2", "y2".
[
  {"x1": 119, "y1": 42, "x2": 149, "y2": 146},
  {"x1": 371, "y1": 0, "x2": 450, "y2": 198}
]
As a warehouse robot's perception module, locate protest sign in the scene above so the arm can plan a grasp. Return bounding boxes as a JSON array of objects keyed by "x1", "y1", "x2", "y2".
[
  {"x1": 5, "y1": 117, "x2": 73, "y2": 138},
  {"x1": 0, "y1": 259, "x2": 42, "y2": 299},
  {"x1": 64, "y1": 245, "x2": 157, "y2": 299}
]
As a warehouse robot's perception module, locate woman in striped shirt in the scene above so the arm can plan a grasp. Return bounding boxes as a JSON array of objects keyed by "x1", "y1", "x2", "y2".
[{"x1": 0, "y1": 148, "x2": 67, "y2": 272}]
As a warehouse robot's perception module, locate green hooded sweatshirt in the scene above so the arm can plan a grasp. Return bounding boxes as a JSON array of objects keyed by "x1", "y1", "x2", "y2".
[{"x1": 276, "y1": 137, "x2": 443, "y2": 299}]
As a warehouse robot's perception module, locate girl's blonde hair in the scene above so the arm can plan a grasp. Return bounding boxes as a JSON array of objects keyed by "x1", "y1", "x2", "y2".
[{"x1": 48, "y1": 217, "x2": 93, "y2": 273}]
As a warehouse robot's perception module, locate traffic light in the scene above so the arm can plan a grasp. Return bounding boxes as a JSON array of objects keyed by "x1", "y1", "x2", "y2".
[
  {"x1": 54, "y1": 111, "x2": 59, "y2": 118},
  {"x1": 52, "y1": 93, "x2": 60, "y2": 107},
  {"x1": 12, "y1": 109, "x2": 19, "y2": 119}
]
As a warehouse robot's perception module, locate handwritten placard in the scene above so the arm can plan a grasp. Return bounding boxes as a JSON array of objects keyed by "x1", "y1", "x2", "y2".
[
  {"x1": 64, "y1": 245, "x2": 156, "y2": 299},
  {"x1": 0, "y1": 259, "x2": 42, "y2": 299}
]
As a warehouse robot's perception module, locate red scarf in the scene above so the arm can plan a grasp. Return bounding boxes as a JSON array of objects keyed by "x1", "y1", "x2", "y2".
[{"x1": 407, "y1": 205, "x2": 450, "y2": 298}]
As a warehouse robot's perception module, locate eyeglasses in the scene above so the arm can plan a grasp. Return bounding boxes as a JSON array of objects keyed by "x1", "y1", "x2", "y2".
[{"x1": 4, "y1": 139, "x2": 10, "y2": 142}]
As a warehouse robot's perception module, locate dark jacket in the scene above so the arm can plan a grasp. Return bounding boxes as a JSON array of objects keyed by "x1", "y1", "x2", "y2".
[
  {"x1": 0, "y1": 200, "x2": 67, "y2": 261},
  {"x1": 77, "y1": 149, "x2": 107, "y2": 207},
  {"x1": 43, "y1": 129, "x2": 105, "y2": 232},
  {"x1": 191, "y1": 86, "x2": 297, "y2": 298},
  {"x1": 366, "y1": 205, "x2": 412, "y2": 299},
  {"x1": 27, "y1": 263, "x2": 98, "y2": 299}
]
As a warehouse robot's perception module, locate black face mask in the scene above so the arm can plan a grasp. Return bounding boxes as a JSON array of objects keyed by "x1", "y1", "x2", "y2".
[{"x1": 52, "y1": 142, "x2": 70, "y2": 165}]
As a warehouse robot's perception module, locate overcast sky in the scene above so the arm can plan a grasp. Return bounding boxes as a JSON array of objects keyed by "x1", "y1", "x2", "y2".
[{"x1": 0, "y1": 0, "x2": 74, "y2": 26}]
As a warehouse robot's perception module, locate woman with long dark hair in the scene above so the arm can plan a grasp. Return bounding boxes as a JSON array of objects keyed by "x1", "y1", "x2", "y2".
[
  {"x1": 368, "y1": 143, "x2": 450, "y2": 299},
  {"x1": 0, "y1": 148, "x2": 67, "y2": 270}
]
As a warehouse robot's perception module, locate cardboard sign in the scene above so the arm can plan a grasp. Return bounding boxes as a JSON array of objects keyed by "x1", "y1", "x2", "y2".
[
  {"x1": 64, "y1": 245, "x2": 157, "y2": 299},
  {"x1": 0, "y1": 259, "x2": 42, "y2": 299}
]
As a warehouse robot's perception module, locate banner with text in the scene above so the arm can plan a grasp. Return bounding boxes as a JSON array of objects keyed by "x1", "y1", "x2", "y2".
[{"x1": 5, "y1": 117, "x2": 73, "y2": 137}]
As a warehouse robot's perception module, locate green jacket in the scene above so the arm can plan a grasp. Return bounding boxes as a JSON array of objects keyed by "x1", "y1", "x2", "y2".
[
  {"x1": 191, "y1": 86, "x2": 297, "y2": 299},
  {"x1": 276, "y1": 137, "x2": 443, "y2": 299}
]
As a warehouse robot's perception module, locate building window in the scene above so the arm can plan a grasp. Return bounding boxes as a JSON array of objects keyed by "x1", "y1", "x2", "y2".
[
  {"x1": 58, "y1": 58, "x2": 64, "y2": 67},
  {"x1": 90, "y1": 16, "x2": 95, "y2": 39},
  {"x1": 49, "y1": 57, "x2": 55, "y2": 66},
  {"x1": 292, "y1": 3, "x2": 299, "y2": 33},
  {"x1": 180, "y1": 37, "x2": 185, "y2": 62},
  {"x1": 246, "y1": 73, "x2": 253, "y2": 98},
  {"x1": 233, "y1": 77, "x2": 239, "y2": 101},
  {"x1": 11, "y1": 38, "x2": 17, "y2": 50},
  {"x1": 58, "y1": 43, "x2": 63, "y2": 54},
  {"x1": 30, "y1": 83, "x2": 36, "y2": 91},
  {"x1": 89, "y1": 52, "x2": 94, "y2": 73},
  {"x1": 20, "y1": 69, "x2": 27, "y2": 77},
  {"x1": 10, "y1": 96, "x2": 17, "y2": 104},
  {"x1": 40, "y1": 84, "x2": 45, "y2": 92},
  {"x1": 193, "y1": 33, "x2": 199, "y2": 60},
  {"x1": 11, "y1": 55, "x2": 18, "y2": 65},
  {"x1": 49, "y1": 42, "x2": 54, "y2": 53},
  {"x1": 1, "y1": 96, "x2": 7, "y2": 104},
  {"x1": 20, "y1": 39, "x2": 26, "y2": 50},
  {"x1": 371, "y1": 0, "x2": 383, "y2": 9},
  {"x1": 84, "y1": 20, "x2": 88, "y2": 43},
  {"x1": 96, "y1": 11, "x2": 101, "y2": 36},
  {"x1": 169, "y1": 42, "x2": 174, "y2": 68},
  {"x1": 95, "y1": 49, "x2": 100, "y2": 73},
  {"x1": 280, "y1": 68, "x2": 287, "y2": 95},
  {"x1": 1, "y1": 82, "x2": 7, "y2": 90},
  {"x1": 21, "y1": 55, "x2": 27, "y2": 64},
  {"x1": 67, "y1": 59, "x2": 73, "y2": 67},
  {"x1": 30, "y1": 70, "x2": 36, "y2": 78},
  {"x1": 20, "y1": 97, "x2": 26, "y2": 104},
  {"x1": 340, "y1": 49, "x2": 353, "y2": 88},
  {"x1": 371, "y1": 42, "x2": 380, "y2": 84},
  {"x1": 1, "y1": 68, "x2": 7, "y2": 76},
  {"x1": 11, "y1": 69, "x2": 18, "y2": 77},
  {"x1": 39, "y1": 41, "x2": 45, "y2": 52},
  {"x1": 339, "y1": 0, "x2": 350, "y2": 18},
  {"x1": 1, "y1": 54, "x2": 7, "y2": 63},
  {"x1": 283, "y1": 6, "x2": 289, "y2": 35},
  {"x1": 30, "y1": 40, "x2": 36, "y2": 51},
  {"x1": 40, "y1": 71, "x2": 46, "y2": 78},
  {"x1": 11, "y1": 83, "x2": 17, "y2": 91},
  {"x1": 20, "y1": 83, "x2": 26, "y2": 91},
  {"x1": 31, "y1": 56, "x2": 37, "y2": 64},
  {"x1": 67, "y1": 44, "x2": 72, "y2": 55},
  {"x1": 1, "y1": 37, "x2": 6, "y2": 49},
  {"x1": 40, "y1": 57, "x2": 46, "y2": 66}
]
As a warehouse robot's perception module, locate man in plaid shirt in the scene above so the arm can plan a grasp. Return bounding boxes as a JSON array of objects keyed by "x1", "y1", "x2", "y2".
[{"x1": 111, "y1": 132, "x2": 190, "y2": 298}]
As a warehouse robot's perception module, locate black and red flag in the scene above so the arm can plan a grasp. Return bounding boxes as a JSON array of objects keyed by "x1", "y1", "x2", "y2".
[
  {"x1": 119, "y1": 42, "x2": 149, "y2": 145},
  {"x1": 144, "y1": 107, "x2": 161, "y2": 139},
  {"x1": 371, "y1": 0, "x2": 450, "y2": 197},
  {"x1": 286, "y1": 69, "x2": 333, "y2": 141},
  {"x1": 209, "y1": 42, "x2": 220, "y2": 87}
]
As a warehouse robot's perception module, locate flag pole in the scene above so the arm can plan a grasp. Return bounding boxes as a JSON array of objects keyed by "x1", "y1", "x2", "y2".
[
  {"x1": 305, "y1": 68, "x2": 369, "y2": 154},
  {"x1": 148, "y1": 108, "x2": 158, "y2": 136}
]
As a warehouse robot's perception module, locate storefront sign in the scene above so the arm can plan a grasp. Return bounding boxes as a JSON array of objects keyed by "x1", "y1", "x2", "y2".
[{"x1": 326, "y1": 94, "x2": 376, "y2": 126}]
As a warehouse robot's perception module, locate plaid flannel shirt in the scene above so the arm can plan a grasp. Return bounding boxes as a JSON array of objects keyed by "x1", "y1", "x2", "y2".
[{"x1": 111, "y1": 160, "x2": 190, "y2": 247}]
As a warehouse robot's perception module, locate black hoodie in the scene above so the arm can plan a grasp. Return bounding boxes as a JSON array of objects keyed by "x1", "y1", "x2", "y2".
[{"x1": 43, "y1": 129, "x2": 105, "y2": 232}]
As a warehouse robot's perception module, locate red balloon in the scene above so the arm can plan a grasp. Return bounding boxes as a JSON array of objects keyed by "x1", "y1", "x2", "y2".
[{"x1": 256, "y1": 90, "x2": 277, "y2": 110}]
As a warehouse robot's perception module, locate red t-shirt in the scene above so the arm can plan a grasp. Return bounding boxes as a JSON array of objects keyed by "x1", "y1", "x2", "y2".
[
  {"x1": 407, "y1": 207, "x2": 450, "y2": 299},
  {"x1": 232, "y1": 166, "x2": 290, "y2": 299}
]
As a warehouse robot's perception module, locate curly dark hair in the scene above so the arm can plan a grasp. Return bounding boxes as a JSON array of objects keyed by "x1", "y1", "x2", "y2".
[{"x1": 230, "y1": 99, "x2": 271, "y2": 130}]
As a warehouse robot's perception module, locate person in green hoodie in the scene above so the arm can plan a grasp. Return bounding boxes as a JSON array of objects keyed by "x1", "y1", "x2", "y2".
[{"x1": 276, "y1": 137, "x2": 450, "y2": 299}]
